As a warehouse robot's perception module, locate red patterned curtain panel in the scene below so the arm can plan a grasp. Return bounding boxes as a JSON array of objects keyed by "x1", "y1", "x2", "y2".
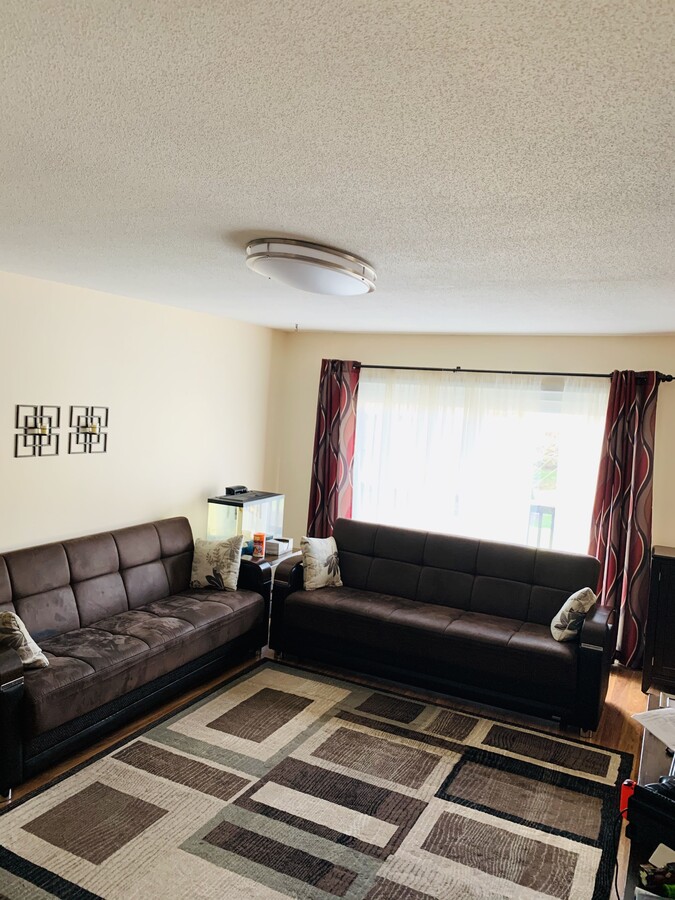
[
  {"x1": 307, "y1": 359, "x2": 361, "y2": 538},
  {"x1": 589, "y1": 370, "x2": 660, "y2": 667}
]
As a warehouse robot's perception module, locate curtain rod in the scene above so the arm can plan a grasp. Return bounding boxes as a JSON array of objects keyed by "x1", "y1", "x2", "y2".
[{"x1": 358, "y1": 365, "x2": 673, "y2": 383}]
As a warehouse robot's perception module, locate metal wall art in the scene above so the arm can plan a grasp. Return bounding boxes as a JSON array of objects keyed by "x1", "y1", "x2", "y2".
[
  {"x1": 68, "y1": 406, "x2": 109, "y2": 454},
  {"x1": 14, "y1": 405, "x2": 60, "y2": 458},
  {"x1": 13, "y1": 405, "x2": 109, "y2": 456}
]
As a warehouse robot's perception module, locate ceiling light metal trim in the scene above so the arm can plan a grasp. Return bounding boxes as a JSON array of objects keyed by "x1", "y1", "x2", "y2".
[{"x1": 245, "y1": 238, "x2": 376, "y2": 295}]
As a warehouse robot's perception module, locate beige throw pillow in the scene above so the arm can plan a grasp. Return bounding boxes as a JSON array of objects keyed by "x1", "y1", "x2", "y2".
[
  {"x1": 0, "y1": 611, "x2": 49, "y2": 668},
  {"x1": 301, "y1": 536, "x2": 343, "y2": 591},
  {"x1": 550, "y1": 587, "x2": 597, "y2": 642},
  {"x1": 190, "y1": 535, "x2": 244, "y2": 591}
]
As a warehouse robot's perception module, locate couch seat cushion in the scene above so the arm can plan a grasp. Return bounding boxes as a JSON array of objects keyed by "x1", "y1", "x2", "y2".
[
  {"x1": 286, "y1": 587, "x2": 414, "y2": 621},
  {"x1": 94, "y1": 610, "x2": 193, "y2": 648},
  {"x1": 22, "y1": 589, "x2": 263, "y2": 736},
  {"x1": 291, "y1": 586, "x2": 466, "y2": 631},
  {"x1": 505, "y1": 622, "x2": 577, "y2": 680},
  {"x1": 284, "y1": 587, "x2": 576, "y2": 695},
  {"x1": 142, "y1": 590, "x2": 258, "y2": 628},
  {"x1": 286, "y1": 588, "x2": 508, "y2": 642},
  {"x1": 40, "y1": 627, "x2": 148, "y2": 671},
  {"x1": 445, "y1": 611, "x2": 521, "y2": 646},
  {"x1": 386, "y1": 601, "x2": 464, "y2": 632},
  {"x1": 23, "y1": 655, "x2": 95, "y2": 721},
  {"x1": 287, "y1": 587, "x2": 468, "y2": 636}
]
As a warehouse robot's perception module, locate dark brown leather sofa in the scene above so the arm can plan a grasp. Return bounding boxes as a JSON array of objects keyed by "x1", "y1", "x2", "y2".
[
  {"x1": 270, "y1": 518, "x2": 615, "y2": 731},
  {"x1": 0, "y1": 516, "x2": 270, "y2": 799}
]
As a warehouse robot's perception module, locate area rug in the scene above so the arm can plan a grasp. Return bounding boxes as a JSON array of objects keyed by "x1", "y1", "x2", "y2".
[{"x1": 0, "y1": 662, "x2": 632, "y2": 900}]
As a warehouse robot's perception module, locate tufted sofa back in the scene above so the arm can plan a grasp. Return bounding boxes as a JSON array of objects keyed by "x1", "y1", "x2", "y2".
[
  {"x1": 333, "y1": 518, "x2": 600, "y2": 626},
  {"x1": 0, "y1": 517, "x2": 193, "y2": 640}
]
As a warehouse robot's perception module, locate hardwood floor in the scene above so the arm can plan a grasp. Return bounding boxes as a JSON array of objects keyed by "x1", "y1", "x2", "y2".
[
  {"x1": 7, "y1": 655, "x2": 648, "y2": 895},
  {"x1": 595, "y1": 664, "x2": 646, "y2": 779}
]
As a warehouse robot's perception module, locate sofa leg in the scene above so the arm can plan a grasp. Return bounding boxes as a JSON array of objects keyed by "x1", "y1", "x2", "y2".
[
  {"x1": 580, "y1": 728, "x2": 595, "y2": 740},
  {"x1": 0, "y1": 788, "x2": 12, "y2": 804}
]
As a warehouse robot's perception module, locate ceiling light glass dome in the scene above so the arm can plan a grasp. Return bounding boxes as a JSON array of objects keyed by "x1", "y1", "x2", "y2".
[{"x1": 245, "y1": 238, "x2": 376, "y2": 296}]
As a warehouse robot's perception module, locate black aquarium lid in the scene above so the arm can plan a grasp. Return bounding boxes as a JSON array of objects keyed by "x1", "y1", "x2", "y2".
[{"x1": 208, "y1": 490, "x2": 284, "y2": 508}]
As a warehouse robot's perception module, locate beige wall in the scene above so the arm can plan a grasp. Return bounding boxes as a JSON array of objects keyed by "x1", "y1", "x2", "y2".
[
  {"x1": 3, "y1": 276, "x2": 673, "y2": 556},
  {"x1": 266, "y1": 331, "x2": 675, "y2": 548},
  {"x1": 0, "y1": 272, "x2": 275, "y2": 551}
]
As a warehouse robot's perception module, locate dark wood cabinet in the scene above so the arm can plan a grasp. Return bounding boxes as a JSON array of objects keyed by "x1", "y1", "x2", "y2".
[{"x1": 642, "y1": 546, "x2": 675, "y2": 694}]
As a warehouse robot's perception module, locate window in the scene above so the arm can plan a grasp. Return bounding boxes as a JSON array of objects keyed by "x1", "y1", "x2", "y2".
[{"x1": 352, "y1": 369, "x2": 609, "y2": 553}]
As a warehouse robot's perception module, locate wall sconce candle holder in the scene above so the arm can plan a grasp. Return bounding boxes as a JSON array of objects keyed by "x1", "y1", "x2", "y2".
[
  {"x1": 14, "y1": 405, "x2": 60, "y2": 457},
  {"x1": 69, "y1": 406, "x2": 108, "y2": 454}
]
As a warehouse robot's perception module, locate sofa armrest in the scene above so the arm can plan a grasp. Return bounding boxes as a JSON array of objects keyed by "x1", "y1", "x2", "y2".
[
  {"x1": 274, "y1": 557, "x2": 305, "y2": 598},
  {"x1": 0, "y1": 648, "x2": 24, "y2": 795},
  {"x1": 238, "y1": 559, "x2": 273, "y2": 615},
  {"x1": 580, "y1": 603, "x2": 616, "y2": 654},
  {"x1": 268, "y1": 557, "x2": 304, "y2": 652},
  {"x1": 576, "y1": 603, "x2": 616, "y2": 730}
]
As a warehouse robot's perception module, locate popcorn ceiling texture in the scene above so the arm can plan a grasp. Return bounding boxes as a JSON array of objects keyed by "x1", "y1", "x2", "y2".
[{"x1": 0, "y1": 0, "x2": 672, "y2": 333}]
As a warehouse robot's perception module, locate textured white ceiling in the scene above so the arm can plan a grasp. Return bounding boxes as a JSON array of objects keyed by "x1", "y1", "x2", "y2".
[{"x1": 1, "y1": 0, "x2": 673, "y2": 334}]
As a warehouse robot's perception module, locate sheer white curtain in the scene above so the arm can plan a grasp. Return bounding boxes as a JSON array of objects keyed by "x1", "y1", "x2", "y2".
[{"x1": 352, "y1": 369, "x2": 609, "y2": 552}]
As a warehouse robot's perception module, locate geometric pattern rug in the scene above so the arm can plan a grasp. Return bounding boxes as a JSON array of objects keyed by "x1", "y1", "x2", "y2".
[{"x1": 0, "y1": 661, "x2": 633, "y2": 900}]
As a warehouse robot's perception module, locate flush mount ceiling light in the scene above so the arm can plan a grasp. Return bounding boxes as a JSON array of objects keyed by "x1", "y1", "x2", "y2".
[{"x1": 245, "y1": 238, "x2": 376, "y2": 296}]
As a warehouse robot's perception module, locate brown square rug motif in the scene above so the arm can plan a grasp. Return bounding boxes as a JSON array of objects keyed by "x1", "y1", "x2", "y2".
[{"x1": 0, "y1": 662, "x2": 632, "y2": 899}]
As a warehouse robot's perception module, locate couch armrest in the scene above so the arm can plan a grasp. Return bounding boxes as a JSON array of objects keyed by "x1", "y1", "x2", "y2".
[
  {"x1": 576, "y1": 603, "x2": 616, "y2": 730},
  {"x1": 274, "y1": 557, "x2": 305, "y2": 598},
  {"x1": 580, "y1": 603, "x2": 616, "y2": 653},
  {"x1": 268, "y1": 557, "x2": 304, "y2": 652},
  {"x1": 238, "y1": 559, "x2": 273, "y2": 616},
  {"x1": 0, "y1": 648, "x2": 24, "y2": 795}
]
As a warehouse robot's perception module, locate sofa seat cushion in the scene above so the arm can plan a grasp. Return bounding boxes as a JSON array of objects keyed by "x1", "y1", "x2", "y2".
[
  {"x1": 285, "y1": 587, "x2": 465, "y2": 628},
  {"x1": 94, "y1": 609, "x2": 193, "y2": 648},
  {"x1": 286, "y1": 587, "x2": 422, "y2": 623},
  {"x1": 40, "y1": 627, "x2": 149, "y2": 670},
  {"x1": 143, "y1": 590, "x2": 257, "y2": 628},
  {"x1": 444, "y1": 611, "x2": 521, "y2": 646},
  {"x1": 284, "y1": 587, "x2": 576, "y2": 694},
  {"x1": 23, "y1": 655, "x2": 95, "y2": 718},
  {"x1": 22, "y1": 589, "x2": 263, "y2": 736},
  {"x1": 285, "y1": 588, "x2": 504, "y2": 640},
  {"x1": 505, "y1": 622, "x2": 577, "y2": 681}
]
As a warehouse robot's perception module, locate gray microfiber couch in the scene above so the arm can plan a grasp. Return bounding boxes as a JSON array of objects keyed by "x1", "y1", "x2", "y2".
[
  {"x1": 270, "y1": 518, "x2": 616, "y2": 731},
  {"x1": 0, "y1": 516, "x2": 271, "y2": 798}
]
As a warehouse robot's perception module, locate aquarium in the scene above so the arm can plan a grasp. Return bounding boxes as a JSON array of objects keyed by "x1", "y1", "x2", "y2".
[{"x1": 206, "y1": 491, "x2": 285, "y2": 545}]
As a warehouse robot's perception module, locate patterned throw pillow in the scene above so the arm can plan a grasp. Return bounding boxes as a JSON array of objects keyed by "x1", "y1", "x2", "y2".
[
  {"x1": 190, "y1": 535, "x2": 244, "y2": 591},
  {"x1": 301, "y1": 536, "x2": 343, "y2": 591},
  {"x1": 550, "y1": 587, "x2": 597, "y2": 642},
  {"x1": 0, "y1": 611, "x2": 49, "y2": 668}
]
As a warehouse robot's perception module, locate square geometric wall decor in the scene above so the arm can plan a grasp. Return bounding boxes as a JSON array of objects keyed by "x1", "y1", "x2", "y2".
[
  {"x1": 14, "y1": 405, "x2": 60, "y2": 458},
  {"x1": 68, "y1": 406, "x2": 109, "y2": 454}
]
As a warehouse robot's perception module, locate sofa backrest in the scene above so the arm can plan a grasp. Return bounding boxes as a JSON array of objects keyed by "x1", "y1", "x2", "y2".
[
  {"x1": 0, "y1": 517, "x2": 193, "y2": 640},
  {"x1": 333, "y1": 518, "x2": 600, "y2": 626}
]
